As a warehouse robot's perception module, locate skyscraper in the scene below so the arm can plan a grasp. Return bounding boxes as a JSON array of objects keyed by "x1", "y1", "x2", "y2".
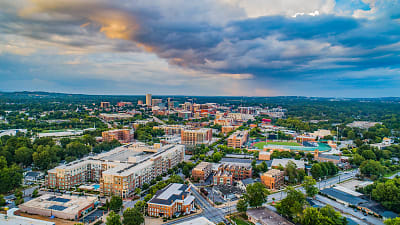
[{"x1": 146, "y1": 94, "x2": 152, "y2": 106}]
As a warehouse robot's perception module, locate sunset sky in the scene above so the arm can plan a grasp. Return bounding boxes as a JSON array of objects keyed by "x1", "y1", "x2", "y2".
[{"x1": 0, "y1": 0, "x2": 399, "y2": 97}]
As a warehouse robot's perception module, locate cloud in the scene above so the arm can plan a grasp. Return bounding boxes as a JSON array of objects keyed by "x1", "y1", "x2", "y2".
[{"x1": 0, "y1": 0, "x2": 400, "y2": 96}]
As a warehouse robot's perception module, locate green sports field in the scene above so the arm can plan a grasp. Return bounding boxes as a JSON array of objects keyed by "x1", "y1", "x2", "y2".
[{"x1": 253, "y1": 141, "x2": 301, "y2": 149}]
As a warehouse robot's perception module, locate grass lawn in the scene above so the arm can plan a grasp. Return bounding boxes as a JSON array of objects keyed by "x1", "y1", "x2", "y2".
[
  {"x1": 254, "y1": 141, "x2": 301, "y2": 149},
  {"x1": 231, "y1": 216, "x2": 253, "y2": 225}
]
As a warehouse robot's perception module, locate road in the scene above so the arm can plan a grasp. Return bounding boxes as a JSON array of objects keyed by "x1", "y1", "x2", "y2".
[{"x1": 265, "y1": 169, "x2": 358, "y2": 203}]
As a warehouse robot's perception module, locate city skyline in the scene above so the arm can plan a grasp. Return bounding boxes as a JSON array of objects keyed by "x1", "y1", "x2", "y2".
[{"x1": 1, "y1": 0, "x2": 400, "y2": 97}]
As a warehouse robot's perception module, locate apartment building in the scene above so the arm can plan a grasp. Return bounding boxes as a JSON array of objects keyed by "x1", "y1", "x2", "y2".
[
  {"x1": 215, "y1": 164, "x2": 252, "y2": 182},
  {"x1": 213, "y1": 170, "x2": 233, "y2": 185},
  {"x1": 191, "y1": 162, "x2": 212, "y2": 182},
  {"x1": 227, "y1": 130, "x2": 249, "y2": 148},
  {"x1": 102, "y1": 129, "x2": 134, "y2": 143},
  {"x1": 261, "y1": 169, "x2": 285, "y2": 190},
  {"x1": 153, "y1": 125, "x2": 187, "y2": 135},
  {"x1": 221, "y1": 125, "x2": 238, "y2": 134},
  {"x1": 181, "y1": 128, "x2": 212, "y2": 146},
  {"x1": 258, "y1": 151, "x2": 271, "y2": 161},
  {"x1": 99, "y1": 113, "x2": 134, "y2": 122},
  {"x1": 47, "y1": 143, "x2": 185, "y2": 198},
  {"x1": 147, "y1": 183, "x2": 195, "y2": 217}
]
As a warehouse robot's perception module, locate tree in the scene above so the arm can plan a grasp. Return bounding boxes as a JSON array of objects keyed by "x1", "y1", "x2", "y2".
[
  {"x1": 385, "y1": 217, "x2": 400, "y2": 225},
  {"x1": 299, "y1": 205, "x2": 347, "y2": 225},
  {"x1": 302, "y1": 176, "x2": 319, "y2": 198},
  {"x1": 32, "y1": 189, "x2": 39, "y2": 198},
  {"x1": 244, "y1": 182, "x2": 269, "y2": 208},
  {"x1": 14, "y1": 147, "x2": 33, "y2": 167},
  {"x1": 135, "y1": 188, "x2": 141, "y2": 196},
  {"x1": 134, "y1": 200, "x2": 146, "y2": 212},
  {"x1": 311, "y1": 163, "x2": 322, "y2": 179},
  {"x1": 276, "y1": 186, "x2": 306, "y2": 220},
  {"x1": 236, "y1": 199, "x2": 248, "y2": 213},
  {"x1": 110, "y1": 196, "x2": 123, "y2": 212},
  {"x1": 350, "y1": 154, "x2": 365, "y2": 166},
  {"x1": 360, "y1": 160, "x2": 385, "y2": 179},
  {"x1": 144, "y1": 194, "x2": 152, "y2": 202},
  {"x1": 106, "y1": 211, "x2": 121, "y2": 225},
  {"x1": 362, "y1": 150, "x2": 377, "y2": 160},
  {"x1": 0, "y1": 194, "x2": 6, "y2": 206},
  {"x1": 182, "y1": 165, "x2": 190, "y2": 178},
  {"x1": 122, "y1": 207, "x2": 144, "y2": 225},
  {"x1": 212, "y1": 152, "x2": 222, "y2": 163},
  {"x1": 285, "y1": 161, "x2": 298, "y2": 184}
]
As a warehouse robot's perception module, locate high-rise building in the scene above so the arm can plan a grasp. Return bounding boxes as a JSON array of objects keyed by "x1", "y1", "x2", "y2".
[{"x1": 146, "y1": 94, "x2": 152, "y2": 106}]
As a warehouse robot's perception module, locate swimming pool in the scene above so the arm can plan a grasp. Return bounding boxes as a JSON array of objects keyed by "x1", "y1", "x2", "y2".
[{"x1": 92, "y1": 184, "x2": 100, "y2": 190}]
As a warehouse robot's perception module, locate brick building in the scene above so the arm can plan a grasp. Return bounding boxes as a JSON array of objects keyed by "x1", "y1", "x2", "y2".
[
  {"x1": 147, "y1": 183, "x2": 195, "y2": 217},
  {"x1": 181, "y1": 128, "x2": 212, "y2": 146},
  {"x1": 192, "y1": 162, "x2": 212, "y2": 182},
  {"x1": 214, "y1": 163, "x2": 252, "y2": 185},
  {"x1": 48, "y1": 144, "x2": 185, "y2": 198},
  {"x1": 213, "y1": 170, "x2": 233, "y2": 185},
  {"x1": 227, "y1": 130, "x2": 249, "y2": 148},
  {"x1": 258, "y1": 151, "x2": 271, "y2": 161},
  {"x1": 261, "y1": 169, "x2": 285, "y2": 190},
  {"x1": 102, "y1": 129, "x2": 134, "y2": 143}
]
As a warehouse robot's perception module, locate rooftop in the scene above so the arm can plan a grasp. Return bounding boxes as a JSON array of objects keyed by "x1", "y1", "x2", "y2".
[
  {"x1": 320, "y1": 188, "x2": 367, "y2": 206},
  {"x1": 148, "y1": 183, "x2": 191, "y2": 206},
  {"x1": 271, "y1": 159, "x2": 305, "y2": 169},
  {"x1": 247, "y1": 207, "x2": 293, "y2": 225},
  {"x1": 20, "y1": 194, "x2": 97, "y2": 215}
]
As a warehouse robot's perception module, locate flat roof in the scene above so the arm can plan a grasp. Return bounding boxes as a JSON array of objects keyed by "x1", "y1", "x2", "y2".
[
  {"x1": 20, "y1": 194, "x2": 97, "y2": 215},
  {"x1": 176, "y1": 216, "x2": 215, "y2": 225},
  {"x1": 247, "y1": 207, "x2": 293, "y2": 225}
]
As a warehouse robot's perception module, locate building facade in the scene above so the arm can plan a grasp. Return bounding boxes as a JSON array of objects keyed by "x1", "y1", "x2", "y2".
[
  {"x1": 181, "y1": 128, "x2": 212, "y2": 146},
  {"x1": 227, "y1": 130, "x2": 249, "y2": 148},
  {"x1": 192, "y1": 162, "x2": 212, "y2": 182},
  {"x1": 48, "y1": 144, "x2": 185, "y2": 198},
  {"x1": 102, "y1": 129, "x2": 134, "y2": 143},
  {"x1": 146, "y1": 94, "x2": 152, "y2": 106},
  {"x1": 261, "y1": 169, "x2": 285, "y2": 190},
  {"x1": 147, "y1": 183, "x2": 195, "y2": 217}
]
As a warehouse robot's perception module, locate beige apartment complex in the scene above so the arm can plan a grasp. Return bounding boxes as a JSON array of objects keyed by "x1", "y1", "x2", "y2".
[
  {"x1": 47, "y1": 143, "x2": 185, "y2": 198},
  {"x1": 227, "y1": 130, "x2": 249, "y2": 148},
  {"x1": 181, "y1": 128, "x2": 212, "y2": 146},
  {"x1": 102, "y1": 129, "x2": 134, "y2": 143}
]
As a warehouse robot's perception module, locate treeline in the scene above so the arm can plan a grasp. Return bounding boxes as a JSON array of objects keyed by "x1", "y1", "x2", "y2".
[
  {"x1": 310, "y1": 161, "x2": 338, "y2": 180},
  {"x1": 0, "y1": 134, "x2": 121, "y2": 193},
  {"x1": 134, "y1": 122, "x2": 164, "y2": 143},
  {"x1": 357, "y1": 177, "x2": 400, "y2": 213}
]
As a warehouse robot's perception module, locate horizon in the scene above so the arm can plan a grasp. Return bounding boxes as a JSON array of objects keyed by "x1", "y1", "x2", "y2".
[{"x1": 1, "y1": 1, "x2": 400, "y2": 97}]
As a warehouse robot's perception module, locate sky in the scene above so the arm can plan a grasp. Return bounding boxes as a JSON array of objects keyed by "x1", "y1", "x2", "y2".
[{"x1": 0, "y1": 0, "x2": 399, "y2": 97}]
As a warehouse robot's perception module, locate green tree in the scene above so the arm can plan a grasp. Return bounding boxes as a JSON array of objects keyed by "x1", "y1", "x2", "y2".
[
  {"x1": 32, "y1": 189, "x2": 39, "y2": 198},
  {"x1": 212, "y1": 152, "x2": 222, "y2": 163},
  {"x1": 236, "y1": 199, "x2": 248, "y2": 213},
  {"x1": 311, "y1": 163, "x2": 322, "y2": 179},
  {"x1": 385, "y1": 217, "x2": 400, "y2": 225},
  {"x1": 135, "y1": 188, "x2": 141, "y2": 196},
  {"x1": 122, "y1": 207, "x2": 144, "y2": 225},
  {"x1": 14, "y1": 147, "x2": 33, "y2": 167},
  {"x1": 276, "y1": 186, "x2": 306, "y2": 220},
  {"x1": 362, "y1": 150, "x2": 377, "y2": 160},
  {"x1": 350, "y1": 154, "x2": 365, "y2": 166},
  {"x1": 110, "y1": 196, "x2": 123, "y2": 212},
  {"x1": 106, "y1": 211, "x2": 122, "y2": 225},
  {"x1": 0, "y1": 194, "x2": 6, "y2": 206},
  {"x1": 302, "y1": 176, "x2": 319, "y2": 198},
  {"x1": 244, "y1": 182, "x2": 269, "y2": 208},
  {"x1": 360, "y1": 160, "x2": 385, "y2": 179}
]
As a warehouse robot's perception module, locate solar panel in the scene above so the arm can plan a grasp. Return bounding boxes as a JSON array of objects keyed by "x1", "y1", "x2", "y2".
[
  {"x1": 48, "y1": 205, "x2": 67, "y2": 211},
  {"x1": 47, "y1": 196, "x2": 71, "y2": 203}
]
